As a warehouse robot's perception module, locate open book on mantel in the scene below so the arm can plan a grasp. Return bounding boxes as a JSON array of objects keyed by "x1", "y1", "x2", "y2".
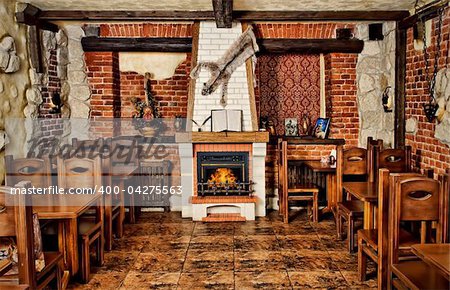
[{"x1": 211, "y1": 110, "x2": 242, "y2": 132}]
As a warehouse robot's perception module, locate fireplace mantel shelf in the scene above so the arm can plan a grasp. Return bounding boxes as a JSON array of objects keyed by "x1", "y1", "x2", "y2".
[{"x1": 175, "y1": 132, "x2": 269, "y2": 143}]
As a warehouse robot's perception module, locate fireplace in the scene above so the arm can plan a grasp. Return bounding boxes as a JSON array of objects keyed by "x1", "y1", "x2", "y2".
[{"x1": 197, "y1": 152, "x2": 252, "y2": 196}]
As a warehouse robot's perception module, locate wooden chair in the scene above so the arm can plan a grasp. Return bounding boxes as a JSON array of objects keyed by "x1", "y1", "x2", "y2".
[
  {"x1": 388, "y1": 174, "x2": 449, "y2": 289},
  {"x1": 278, "y1": 139, "x2": 319, "y2": 223},
  {"x1": 70, "y1": 138, "x2": 119, "y2": 251},
  {"x1": 374, "y1": 145, "x2": 412, "y2": 178},
  {"x1": 57, "y1": 156, "x2": 104, "y2": 283},
  {"x1": 5, "y1": 155, "x2": 52, "y2": 188},
  {"x1": 0, "y1": 181, "x2": 63, "y2": 289},
  {"x1": 357, "y1": 169, "x2": 432, "y2": 289},
  {"x1": 109, "y1": 137, "x2": 139, "y2": 224},
  {"x1": 336, "y1": 147, "x2": 369, "y2": 251}
]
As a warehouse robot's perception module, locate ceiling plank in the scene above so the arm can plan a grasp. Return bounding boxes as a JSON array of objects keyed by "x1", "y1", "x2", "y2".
[
  {"x1": 38, "y1": 10, "x2": 409, "y2": 22},
  {"x1": 81, "y1": 37, "x2": 193, "y2": 52},
  {"x1": 15, "y1": 3, "x2": 59, "y2": 32},
  {"x1": 258, "y1": 39, "x2": 364, "y2": 54},
  {"x1": 212, "y1": 0, "x2": 233, "y2": 28}
]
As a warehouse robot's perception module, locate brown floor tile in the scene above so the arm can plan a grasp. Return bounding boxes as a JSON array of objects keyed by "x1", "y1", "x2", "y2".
[
  {"x1": 317, "y1": 234, "x2": 348, "y2": 251},
  {"x1": 192, "y1": 222, "x2": 235, "y2": 236},
  {"x1": 141, "y1": 236, "x2": 191, "y2": 252},
  {"x1": 235, "y1": 271, "x2": 292, "y2": 289},
  {"x1": 121, "y1": 271, "x2": 180, "y2": 289},
  {"x1": 234, "y1": 235, "x2": 281, "y2": 252},
  {"x1": 273, "y1": 224, "x2": 316, "y2": 236},
  {"x1": 132, "y1": 251, "x2": 186, "y2": 273},
  {"x1": 289, "y1": 270, "x2": 348, "y2": 289},
  {"x1": 183, "y1": 250, "x2": 234, "y2": 272},
  {"x1": 177, "y1": 271, "x2": 234, "y2": 290},
  {"x1": 92, "y1": 251, "x2": 139, "y2": 274},
  {"x1": 340, "y1": 271, "x2": 377, "y2": 289},
  {"x1": 277, "y1": 235, "x2": 325, "y2": 251},
  {"x1": 189, "y1": 235, "x2": 234, "y2": 251},
  {"x1": 123, "y1": 223, "x2": 162, "y2": 236},
  {"x1": 235, "y1": 250, "x2": 286, "y2": 272},
  {"x1": 234, "y1": 224, "x2": 276, "y2": 236},
  {"x1": 327, "y1": 250, "x2": 361, "y2": 272},
  {"x1": 283, "y1": 250, "x2": 338, "y2": 271},
  {"x1": 157, "y1": 223, "x2": 194, "y2": 236},
  {"x1": 112, "y1": 236, "x2": 149, "y2": 252},
  {"x1": 67, "y1": 271, "x2": 126, "y2": 289}
]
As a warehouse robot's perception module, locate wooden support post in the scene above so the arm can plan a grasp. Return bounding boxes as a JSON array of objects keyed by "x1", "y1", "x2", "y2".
[
  {"x1": 28, "y1": 25, "x2": 43, "y2": 73},
  {"x1": 186, "y1": 22, "x2": 200, "y2": 131},
  {"x1": 212, "y1": 0, "x2": 233, "y2": 28},
  {"x1": 395, "y1": 26, "x2": 407, "y2": 148}
]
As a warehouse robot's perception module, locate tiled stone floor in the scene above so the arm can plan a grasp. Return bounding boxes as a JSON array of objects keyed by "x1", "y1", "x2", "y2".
[{"x1": 69, "y1": 210, "x2": 377, "y2": 289}]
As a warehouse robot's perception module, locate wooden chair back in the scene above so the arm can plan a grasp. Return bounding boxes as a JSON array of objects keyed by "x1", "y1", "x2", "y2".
[
  {"x1": 375, "y1": 146, "x2": 411, "y2": 175},
  {"x1": 367, "y1": 137, "x2": 383, "y2": 182},
  {"x1": 0, "y1": 181, "x2": 36, "y2": 289},
  {"x1": 5, "y1": 156, "x2": 52, "y2": 188},
  {"x1": 57, "y1": 156, "x2": 102, "y2": 190},
  {"x1": 389, "y1": 175, "x2": 444, "y2": 265},
  {"x1": 343, "y1": 147, "x2": 368, "y2": 177},
  {"x1": 439, "y1": 171, "x2": 449, "y2": 243}
]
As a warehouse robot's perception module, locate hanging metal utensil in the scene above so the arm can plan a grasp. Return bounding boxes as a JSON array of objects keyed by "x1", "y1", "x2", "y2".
[{"x1": 421, "y1": 7, "x2": 445, "y2": 122}]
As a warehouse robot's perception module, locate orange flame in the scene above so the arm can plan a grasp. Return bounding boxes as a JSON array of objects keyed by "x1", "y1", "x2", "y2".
[{"x1": 208, "y1": 168, "x2": 237, "y2": 187}]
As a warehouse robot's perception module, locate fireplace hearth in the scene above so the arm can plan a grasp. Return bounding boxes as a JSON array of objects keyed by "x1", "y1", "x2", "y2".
[{"x1": 197, "y1": 152, "x2": 252, "y2": 196}]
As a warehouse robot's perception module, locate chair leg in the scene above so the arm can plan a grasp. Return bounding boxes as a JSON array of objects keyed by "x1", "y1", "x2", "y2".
[
  {"x1": 80, "y1": 239, "x2": 90, "y2": 284},
  {"x1": 96, "y1": 233, "x2": 104, "y2": 267},
  {"x1": 307, "y1": 202, "x2": 312, "y2": 221},
  {"x1": 283, "y1": 197, "x2": 289, "y2": 224},
  {"x1": 336, "y1": 210, "x2": 342, "y2": 240},
  {"x1": 313, "y1": 192, "x2": 318, "y2": 223},
  {"x1": 358, "y1": 236, "x2": 367, "y2": 281},
  {"x1": 348, "y1": 217, "x2": 355, "y2": 253}
]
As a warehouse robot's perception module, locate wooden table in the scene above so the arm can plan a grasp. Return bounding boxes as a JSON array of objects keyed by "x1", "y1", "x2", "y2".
[
  {"x1": 412, "y1": 244, "x2": 450, "y2": 279},
  {"x1": 303, "y1": 161, "x2": 337, "y2": 215},
  {"x1": 111, "y1": 164, "x2": 139, "y2": 227},
  {"x1": 34, "y1": 194, "x2": 103, "y2": 277},
  {"x1": 279, "y1": 137, "x2": 345, "y2": 215},
  {"x1": 343, "y1": 181, "x2": 378, "y2": 229}
]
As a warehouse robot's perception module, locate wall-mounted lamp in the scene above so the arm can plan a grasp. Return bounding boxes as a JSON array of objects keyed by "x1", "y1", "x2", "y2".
[
  {"x1": 49, "y1": 92, "x2": 62, "y2": 114},
  {"x1": 382, "y1": 86, "x2": 392, "y2": 112}
]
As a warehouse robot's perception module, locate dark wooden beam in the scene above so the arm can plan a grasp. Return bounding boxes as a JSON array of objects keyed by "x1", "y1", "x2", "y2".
[
  {"x1": 81, "y1": 37, "x2": 193, "y2": 52},
  {"x1": 39, "y1": 10, "x2": 215, "y2": 21},
  {"x1": 234, "y1": 10, "x2": 410, "y2": 21},
  {"x1": 399, "y1": 0, "x2": 448, "y2": 29},
  {"x1": 28, "y1": 25, "x2": 43, "y2": 73},
  {"x1": 394, "y1": 26, "x2": 407, "y2": 148},
  {"x1": 212, "y1": 0, "x2": 233, "y2": 28},
  {"x1": 257, "y1": 38, "x2": 364, "y2": 54},
  {"x1": 38, "y1": 10, "x2": 409, "y2": 22},
  {"x1": 15, "y1": 3, "x2": 58, "y2": 32}
]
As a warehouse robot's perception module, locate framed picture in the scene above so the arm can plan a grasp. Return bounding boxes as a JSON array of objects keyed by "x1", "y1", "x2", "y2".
[
  {"x1": 284, "y1": 118, "x2": 298, "y2": 136},
  {"x1": 312, "y1": 118, "x2": 330, "y2": 139}
]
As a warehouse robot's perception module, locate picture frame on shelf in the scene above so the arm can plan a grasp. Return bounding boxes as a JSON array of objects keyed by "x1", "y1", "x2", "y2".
[
  {"x1": 284, "y1": 118, "x2": 298, "y2": 136},
  {"x1": 312, "y1": 118, "x2": 330, "y2": 139}
]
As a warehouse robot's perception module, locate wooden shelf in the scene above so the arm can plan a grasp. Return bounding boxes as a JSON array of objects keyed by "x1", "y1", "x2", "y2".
[
  {"x1": 175, "y1": 131, "x2": 269, "y2": 143},
  {"x1": 271, "y1": 136, "x2": 345, "y2": 146}
]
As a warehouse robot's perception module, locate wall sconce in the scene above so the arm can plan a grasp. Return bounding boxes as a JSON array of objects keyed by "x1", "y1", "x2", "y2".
[
  {"x1": 423, "y1": 102, "x2": 439, "y2": 123},
  {"x1": 49, "y1": 92, "x2": 62, "y2": 114},
  {"x1": 382, "y1": 86, "x2": 392, "y2": 112}
]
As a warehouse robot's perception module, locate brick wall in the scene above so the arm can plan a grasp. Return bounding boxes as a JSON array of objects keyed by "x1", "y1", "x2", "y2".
[
  {"x1": 405, "y1": 7, "x2": 450, "y2": 174},
  {"x1": 253, "y1": 23, "x2": 359, "y2": 192},
  {"x1": 85, "y1": 23, "x2": 192, "y2": 121},
  {"x1": 192, "y1": 21, "x2": 253, "y2": 131}
]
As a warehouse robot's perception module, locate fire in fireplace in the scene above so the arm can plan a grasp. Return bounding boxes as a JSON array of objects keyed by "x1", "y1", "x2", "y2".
[{"x1": 197, "y1": 152, "x2": 252, "y2": 196}]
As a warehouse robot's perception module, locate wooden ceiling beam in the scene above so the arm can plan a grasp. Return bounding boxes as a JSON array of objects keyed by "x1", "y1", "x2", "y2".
[
  {"x1": 38, "y1": 10, "x2": 409, "y2": 22},
  {"x1": 398, "y1": 0, "x2": 448, "y2": 29},
  {"x1": 15, "y1": 3, "x2": 59, "y2": 32},
  {"x1": 81, "y1": 37, "x2": 193, "y2": 52},
  {"x1": 258, "y1": 39, "x2": 364, "y2": 54},
  {"x1": 81, "y1": 36, "x2": 364, "y2": 54},
  {"x1": 212, "y1": 0, "x2": 233, "y2": 28}
]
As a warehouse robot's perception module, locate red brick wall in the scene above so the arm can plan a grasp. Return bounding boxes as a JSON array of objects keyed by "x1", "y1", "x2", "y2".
[
  {"x1": 85, "y1": 23, "x2": 192, "y2": 121},
  {"x1": 405, "y1": 7, "x2": 450, "y2": 174},
  {"x1": 253, "y1": 23, "x2": 359, "y2": 193}
]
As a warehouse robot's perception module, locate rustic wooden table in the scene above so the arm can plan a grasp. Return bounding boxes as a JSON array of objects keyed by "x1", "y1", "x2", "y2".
[
  {"x1": 343, "y1": 181, "x2": 378, "y2": 229},
  {"x1": 411, "y1": 243, "x2": 450, "y2": 279}
]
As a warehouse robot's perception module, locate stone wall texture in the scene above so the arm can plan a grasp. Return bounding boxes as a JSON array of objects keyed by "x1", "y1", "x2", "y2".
[
  {"x1": 405, "y1": 7, "x2": 450, "y2": 174},
  {"x1": 0, "y1": 1, "x2": 31, "y2": 183}
]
